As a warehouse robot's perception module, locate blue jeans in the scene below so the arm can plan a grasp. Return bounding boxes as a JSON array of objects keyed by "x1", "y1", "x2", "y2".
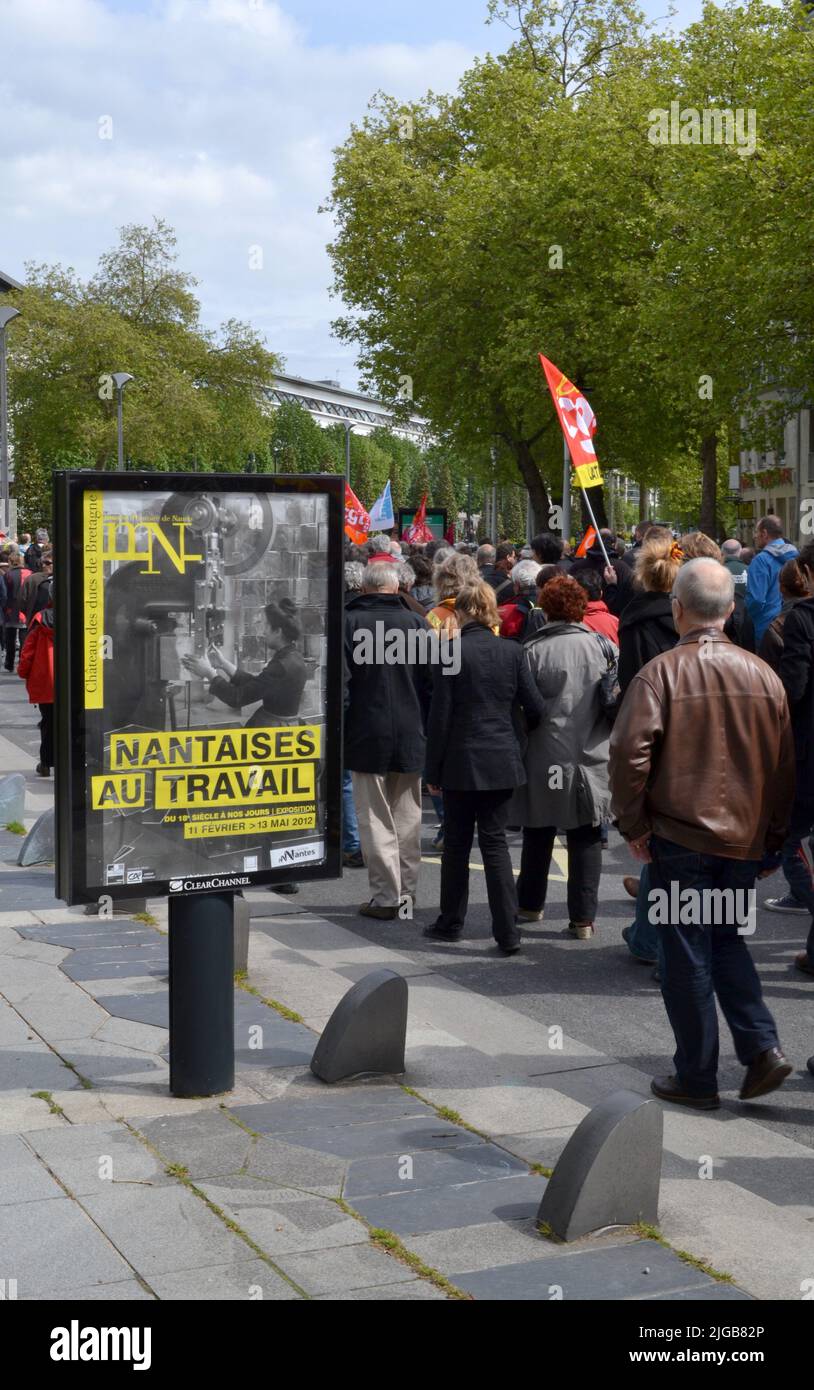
[
  {"x1": 342, "y1": 770, "x2": 360, "y2": 854},
  {"x1": 780, "y1": 795, "x2": 814, "y2": 963},
  {"x1": 625, "y1": 863, "x2": 661, "y2": 962},
  {"x1": 649, "y1": 835, "x2": 779, "y2": 1096}
]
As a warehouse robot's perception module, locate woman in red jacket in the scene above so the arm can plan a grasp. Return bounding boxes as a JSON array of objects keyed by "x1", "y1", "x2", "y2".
[{"x1": 18, "y1": 597, "x2": 54, "y2": 776}]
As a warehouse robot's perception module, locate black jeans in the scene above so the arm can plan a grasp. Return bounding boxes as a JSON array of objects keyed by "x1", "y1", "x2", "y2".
[
  {"x1": 4, "y1": 627, "x2": 21, "y2": 671},
  {"x1": 437, "y1": 788, "x2": 518, "y2": 948},
  {"x1": 38, "y1": 703, "x2": 54, "y2": 769},
  {"x1": 650, "y1": 834, "x2": 779, "y2": 1096},
  {"x1": 517, "y1": 823, "x2": 602, "y2": 924}
]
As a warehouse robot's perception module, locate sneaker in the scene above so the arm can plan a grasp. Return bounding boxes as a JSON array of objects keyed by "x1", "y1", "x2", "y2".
[
  {"x1": 430, "y1": 830, "x2": 444, "y2": 852},
  {"x1": 517, "y1": 908, "x2": 544, "y2": 922},
  {"x1": 622, "y1": 925, "x2": 656, "y2": 964},
  {"x1": 740, "y1": 1047, "x2": 792, "y2": 1100},
  {"x1": 623, "y1": 875, "x2": 639, "y2": 900},
  {"x1": 651, "y1": 1075, "x2": 720, "y2": 1110},
  {"x1": 422, "y1": 922, "x2": 462, "y2": 942},
  {"x1": 343, "y1": 850, "x2": 365, "y2": 868},
  {"x1": 795, "y1": 952, "x2": 814, "y2": 978},
  {"x1": 497, "y1": 942, "x2": 521, "y2": 956},
  {"x1": 765, "y1": 894, "x2": 810, "y2": 916},
  {"x1": 359, "y1": 902, "x2": 398, "y2": 921},
  {"x1": 35, "y1": 763, "x2": 50, "y2": 777},
  {"x1": 568, "y1": 921, "x2": 596, "y2": 940}
]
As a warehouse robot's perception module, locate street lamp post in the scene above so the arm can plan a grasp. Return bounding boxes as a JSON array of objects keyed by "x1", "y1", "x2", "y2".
[
  {"x1": 344, "y1": 421, "x2": 355, "y2": 483},
  {"x1": 111, "y1": 372, "x2": 134, "y2": 471},
  {"x1": 0, "y1": 306, "x2": 21, "y2": 527}
]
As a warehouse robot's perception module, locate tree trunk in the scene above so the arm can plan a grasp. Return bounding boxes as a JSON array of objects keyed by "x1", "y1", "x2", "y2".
[
  {"x1": 513, "y1": 439, "x2": 551, "y2": 531},
  {"x1": 578, "y1": 483, "x2": 608, "y2": 534},
  {"x1": 638, "y1": 486, "x2": 649, "y2": 523},
  {"x1": 699, "y1": 433, "x2": 718, "y2": 537}
]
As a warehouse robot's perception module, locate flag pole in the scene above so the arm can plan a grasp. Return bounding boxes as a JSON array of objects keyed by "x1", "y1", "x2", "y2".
[{"x1": 577, "y1": 481, "x2": 611, "y2": 568}]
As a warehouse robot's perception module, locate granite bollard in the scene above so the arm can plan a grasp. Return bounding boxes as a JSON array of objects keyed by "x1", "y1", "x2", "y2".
[
  {"x1": 311, "y1": 968, "x2": 408, "y2": 1084},
  {"x1": 538, "y1": 1089, "x2": 663, "y2": 1240}
]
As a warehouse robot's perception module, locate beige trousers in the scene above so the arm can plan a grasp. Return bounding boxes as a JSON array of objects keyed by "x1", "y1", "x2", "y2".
[{"x1": 351, "y1": 772, "x2": 423, "y2": 908}]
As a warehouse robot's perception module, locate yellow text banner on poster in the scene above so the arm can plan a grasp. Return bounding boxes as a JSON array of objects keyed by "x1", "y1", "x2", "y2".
[
  {"x1": 109, "y1": 726, "x2": 321, "y2": 770},
  {"x1": 83, "y1": 490, "x2": 104, "y2": 710},
  {"x1": 91, "y1": 773, "x2": 146, "y2": 810},
  {"x1": 154, "y1": 762, "x2": 316, "y2": 810},
  {"x1": 184, "y1": 811, "x2": 317, "y2": 838}
]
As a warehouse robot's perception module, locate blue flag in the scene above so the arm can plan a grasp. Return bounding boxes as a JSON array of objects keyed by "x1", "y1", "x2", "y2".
[{"x1": 368, "y1": 480, "x2": 395, "y2": 530}]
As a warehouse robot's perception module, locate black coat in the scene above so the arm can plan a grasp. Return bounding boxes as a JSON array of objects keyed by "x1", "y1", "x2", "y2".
[
  {"x1": 344, "y1": 592, "x2": 433, "y2": 774},
  {"x1": 779, "y1": 596, "x2": 814, "y2": 796},
  {"x1": 724, "y1": 593, "x2": 756, "y2": 654},
  {"x1": 481, "y1": 565, "x2": 514, "y2": 604},
  {"x1": 209, "y1": 643, "x2": 310, "y2": 726},
  {"x1": 617, "y1": 591, "x2": 677, "y2": 695},
  {"x1": 424, "y1": 622, "x2": 544, "y2": 790}
]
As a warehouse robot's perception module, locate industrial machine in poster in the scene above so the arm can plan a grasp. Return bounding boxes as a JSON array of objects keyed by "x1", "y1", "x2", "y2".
[{"x1": 54, "y1": 472, "x2": 344, "y2": 905}]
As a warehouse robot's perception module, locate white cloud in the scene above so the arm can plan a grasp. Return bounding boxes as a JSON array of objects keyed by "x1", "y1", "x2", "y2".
[{"x1": 1, "y1": 0, "x2": 478, "y2": 384}]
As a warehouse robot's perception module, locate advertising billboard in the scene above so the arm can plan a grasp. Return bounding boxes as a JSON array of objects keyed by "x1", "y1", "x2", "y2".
[{"x1": 54, "y1": 472, "x2": 344, "y2": 905}]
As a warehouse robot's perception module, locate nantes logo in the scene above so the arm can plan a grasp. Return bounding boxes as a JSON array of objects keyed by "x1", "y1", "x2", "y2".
[{"x1": 101, "y1": 519, "x2": 203, "y2": 575}]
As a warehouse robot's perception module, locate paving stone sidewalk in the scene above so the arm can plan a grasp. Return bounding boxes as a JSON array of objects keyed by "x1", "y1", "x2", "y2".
[{"x1": 1, "y1": 866, "x2": 747, "y2": 1302}]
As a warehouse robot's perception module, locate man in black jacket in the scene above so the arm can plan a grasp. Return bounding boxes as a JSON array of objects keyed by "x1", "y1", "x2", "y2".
[
  {"x1": 481, "y1": 542, "x2": 516, "y2": 604},
  {"x1": 570, "y1": 529, "x2": 636, "y2": 617},
  {"x1": 345, "y1": 562, "x2": 434, "y2": 919}
]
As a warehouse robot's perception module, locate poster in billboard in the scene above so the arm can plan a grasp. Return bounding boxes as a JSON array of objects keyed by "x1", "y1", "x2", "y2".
[{"x1": 54, "y1": 473, "x2": 344, "y2": 905}]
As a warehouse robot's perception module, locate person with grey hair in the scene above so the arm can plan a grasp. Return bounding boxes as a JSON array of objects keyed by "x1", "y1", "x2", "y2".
[
  {"x1": 721, "y1": 537, "x2": 748, "y2": 594},
  {"x1": 425, "y1": 551, "x2": 479, "y2": 634},
  {"x1": 395, "y1": 559, "x2": 426, "y2": 616},
  {"x1": 610, "y1": 556, "x2": 795, "y2": 1109},
  {"x1": 344, "y1": 561, "x2": 365, "y2": 596},
  {"x1": 498, "y1": 559, "x2": 543, "y2": 641},
  {"x1": 476, "y1": 543, "x2": 496, "y2": 571},
  {"x1": 344, "y1": 560, "x2": 433, "y2": 918}
]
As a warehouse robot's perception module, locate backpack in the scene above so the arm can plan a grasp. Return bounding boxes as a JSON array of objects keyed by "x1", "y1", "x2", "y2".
[{"x1": 594, "y1": 631, "x2": 621, "y2": 721}]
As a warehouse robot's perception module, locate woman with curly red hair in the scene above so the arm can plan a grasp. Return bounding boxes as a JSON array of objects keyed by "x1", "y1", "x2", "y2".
[{"x1": 510, "y1": 574, "x2": 612, "y2": 940}]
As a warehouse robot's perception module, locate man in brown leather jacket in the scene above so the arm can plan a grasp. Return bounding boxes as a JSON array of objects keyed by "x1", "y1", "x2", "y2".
[{"x1": 610, "y1": 558, "x2": 795, "y2": 1109}]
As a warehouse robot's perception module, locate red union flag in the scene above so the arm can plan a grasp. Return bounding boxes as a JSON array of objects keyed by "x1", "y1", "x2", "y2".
[
  {"x1": 404, "y1": 493, "x2": 434, "y2": 544},
  {"x1": 344, "y1": 483, "x2": 370, "y2": 544},
  {"x1": 539, "y1": 354, "x2": 604, "y2": 490}
]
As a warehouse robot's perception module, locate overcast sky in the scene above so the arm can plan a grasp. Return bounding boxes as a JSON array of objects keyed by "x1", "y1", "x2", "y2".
[{"x1": 2, "y1": 0, "x2": 735, "y2": 389}]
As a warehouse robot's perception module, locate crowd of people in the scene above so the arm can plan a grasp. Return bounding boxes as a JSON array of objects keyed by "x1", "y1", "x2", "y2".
[
  {"x1": 3, "y1": 507, "x2": 813, "y2": 1109},
  {"x1": 343, "y1": 514, "x2": 814, "y2": 1107}
]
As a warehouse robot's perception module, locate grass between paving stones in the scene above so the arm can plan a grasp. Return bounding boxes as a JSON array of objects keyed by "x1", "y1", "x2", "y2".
[
  {"x1": 132, "y1": 911, "x2": 158, "y2": 927},
  {"x1": 4, "y1": 821, "x2": 26, "y2": 835},
  {"x1": 234, "y1": 974, "x2": 304, "y2": 1024},
  {"x1": 121, "y1": 1121, "x2": 312, "y2": 1299},
  {"x1": 31, "y1": 1090, "x2": 67, "y2": 1118},
  {"x1": 332, "y1": 1196, "x2": 470, "y2": 1300},
  {"x1": 634, "y1": 1222, "x2": 734, "y2": 1283}
]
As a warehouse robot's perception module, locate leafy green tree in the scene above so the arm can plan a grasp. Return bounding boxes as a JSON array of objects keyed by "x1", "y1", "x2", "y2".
[
  {"x1": 411, "y1": 459, "x2": 433, "y2": 509},
  {"x1": 9, "y1": 220, "x2": 279, "y2": 508}
]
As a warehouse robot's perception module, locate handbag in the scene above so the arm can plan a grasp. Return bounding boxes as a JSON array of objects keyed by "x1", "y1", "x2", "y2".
[{"x1": 593, "y1": 631, "x2": 620, "y2": 721}]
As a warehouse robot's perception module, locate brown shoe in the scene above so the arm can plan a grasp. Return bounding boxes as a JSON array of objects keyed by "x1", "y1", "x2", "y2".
[
  {"x1": 739, "y1": 1047, "x2": 793, "y2": 1101},
  {"x1": 623, "y1": 875, "x2": 639, "y2": 900},
  {"x1": 651, "y1": 1075, "x2": 720, "y2": 1110},
  {"x1": 517, "y1": 908, "x2": 544, "y2": 922},
  {"x1": 359, "y1": 902, "x2": 398, "y2": 921},
  {"x1": 795, "y1": 952, "x2": 814, "y2": 978}
]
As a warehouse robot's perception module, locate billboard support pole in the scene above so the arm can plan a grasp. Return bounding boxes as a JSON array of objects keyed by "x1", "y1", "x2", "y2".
[{"x1": 169, "y1": 891, "x2": 235, "y2": 1097}]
